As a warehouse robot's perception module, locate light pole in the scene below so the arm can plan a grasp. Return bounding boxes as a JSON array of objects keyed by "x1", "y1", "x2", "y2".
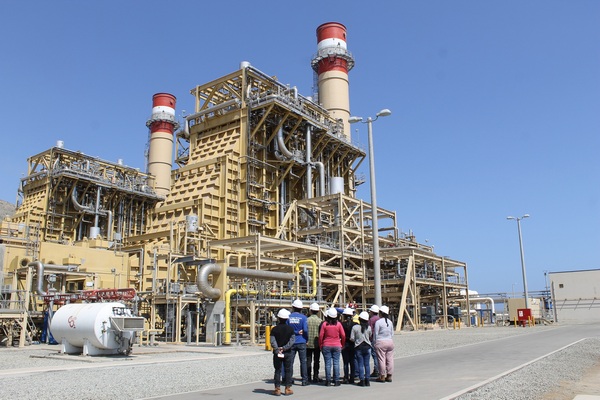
[
  {"x1": 349, "y1": 109, "x2": 391, "y2": 306},
  {"x1": 507, "y1": 214, "x2": 530, "y2": 309}
]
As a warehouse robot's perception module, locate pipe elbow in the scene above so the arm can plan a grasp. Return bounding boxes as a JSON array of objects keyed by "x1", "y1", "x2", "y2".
[{"x1": 197, "y1": 263, "x2": 222, "y2": 300}]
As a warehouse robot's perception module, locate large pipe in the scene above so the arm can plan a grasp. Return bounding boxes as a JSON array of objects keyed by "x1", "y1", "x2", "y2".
[
  {"x1": 71, "y1": 188, "x2": 112, "y2": 240},
  {"x1": 146, "y1": 93, "x2": 177, "y2": 197},
  {"x1": 29, "y1": 261, "x2": 78, "y2": 295},
  {"x1": 305, "y1": 126, "x2": 312, "y2": 199},
  {"x1": 458, "y1": 297, "x2": 496, "y2": 316},
  {"x1": 276, "y1": 127, "x2": 295, "y2": 159},
  {"x1": 311, "y1": 22, "x2": 355, "y2": 140},
  {"x1": 196, "y1": 264, "x2": 295, "y2": 300},
  {"x1": 94, "y1": 187, "x2": 101, "y2": 228},
  {"x1": 222, "y1": 259, "x2": 318, "y2": 345},
  {"x1": 313, "y1": 161, "x2": 326, "y2": 197}
]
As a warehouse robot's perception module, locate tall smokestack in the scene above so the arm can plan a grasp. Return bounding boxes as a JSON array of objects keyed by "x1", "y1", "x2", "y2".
[
  {"x1": 146, "y1": 93, "x2": 178, "y2": 197},
  {"x1": 311, "y1": 22, "x2": 355, "y2": 140}
]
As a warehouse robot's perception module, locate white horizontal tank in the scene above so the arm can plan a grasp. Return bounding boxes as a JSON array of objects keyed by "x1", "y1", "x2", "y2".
[{"x1": 50, "y1": 302, "x2": 144, "y2": 356}]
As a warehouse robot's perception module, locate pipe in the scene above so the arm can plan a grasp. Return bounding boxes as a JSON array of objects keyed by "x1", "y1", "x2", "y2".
[
  {"x1": 459, "y1": 297, "x2": 496, "y2": 316},
  {"x1": 71, "y1": 187, "x2": 112, "y2": 239},
  {"x1": 305, "y1": 126, "x2": 312, "y2": 199},
  {"x1": 186, "y1": 99, "x2": 240, "y2": 124},
  {"x1": 29, "y1": 261, "x2": 78, "y2": 295},
  {"x1": 284, "y1": 259, "x2": 318, "y2": 299},
  {"x1": 279, "y1": 180, "x2": 286, "y2": 235},
  {"x1": 276, "y1": 127, "x2": 295, "y2": 159},
  {"x1": 313, "y1": 161, "x2": 326, "y2": 197},
  {"x1": 106, "y1": 210, "x2": 113, "y2": 241},
  {"x1": 94, "y1": 187, "x2": 101, "y2": 228},
  {"x1": 196, "y1": 264, "x2": 295, "y2": 300},
  {"x1": 71, "y1": 187, "x2": 94, "y2": 214},
  {"x1": 223, "y1": 260, "x2": 317, "y2": 345}
]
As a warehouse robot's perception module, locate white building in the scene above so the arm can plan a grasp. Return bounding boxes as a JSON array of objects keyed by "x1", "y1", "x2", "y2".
[{"x1": 549, "y1": 269, "x2": 600, "y2": 323}]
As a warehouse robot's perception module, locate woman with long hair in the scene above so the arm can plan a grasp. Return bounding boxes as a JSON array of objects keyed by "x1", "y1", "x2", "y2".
[
  {"x1": 373, "y1": 305, "x2": 395, "y2": 383},
  {"x1": 318, "y1": 307, "x2": 346, "y2": 386}
]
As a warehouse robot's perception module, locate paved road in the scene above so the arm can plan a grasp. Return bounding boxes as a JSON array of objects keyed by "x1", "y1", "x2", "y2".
[{"x1": 148, "y1": 324, "x2": 600, "y2": 400}]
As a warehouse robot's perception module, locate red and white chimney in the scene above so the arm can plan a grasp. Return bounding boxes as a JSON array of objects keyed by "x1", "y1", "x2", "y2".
[
  {"x1": 311, "y1": 22, "x2": 355, "y2": 140},
  {"x1": 146, "y1": 93, "x2": 177, "y2": 197}
]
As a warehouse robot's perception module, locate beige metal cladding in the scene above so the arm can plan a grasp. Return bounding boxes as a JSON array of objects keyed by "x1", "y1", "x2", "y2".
[
  {"x1": 147, "y1": 131, "x2": 174, "y2": 197},
  {"x1": 318, "y1": 70, "x2": 351, "y2": 139}
]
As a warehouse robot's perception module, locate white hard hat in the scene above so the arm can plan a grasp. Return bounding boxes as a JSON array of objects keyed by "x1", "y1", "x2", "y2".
[
  {"x1": 277, "y1": 309, "x2": 291, "y2": 319},
  {"x1": 310, "y1": 302, "x2": 320, "y2": 311},
  {"x1": 359, "y1": 311, "x2": 369, "y2": 321},
  {"x1": 369, "y1": 305, "x2": 380, "y2": 313},
  {"x1": 292, "y1": 299, "x2": 303, "y2": 309},
  {"x1": 379, "y1": 305, "x2": 390, "y2": 315},
  {"x1": 343, "y1": 308, "x2": 354, "y2": 316},
  {"x1": 326, "y1": 307, "x2": 338, "y2": 319}
]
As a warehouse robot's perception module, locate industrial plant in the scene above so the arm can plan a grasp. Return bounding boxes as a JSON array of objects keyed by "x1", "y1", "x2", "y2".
[{"x1": 0, "y1": 22, "x2": 472, "y2": 350}]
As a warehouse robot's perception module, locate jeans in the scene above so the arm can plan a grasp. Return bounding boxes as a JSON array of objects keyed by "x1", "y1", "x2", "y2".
[
  {"x1": 306, "y1": 346, "x2": 321, "y2": 380},
  {"x1": 273, "y1": 350, "x2": 293, "y2": 388},
  {"x1": 341, "y1": 345, "x2": 356, "y2": 381},
  {"x1": 321, "y1": 346, "x2": 341, "y2": 383},
  {"x1": 371, "y1": 345, "x2": 379, "y2": 374},
  {"x1": 354, "y1": 344, "x2": 371, "y2": 381},
  {"x1": 291, "y1": 342, "x2": 308, "y2": 383}
]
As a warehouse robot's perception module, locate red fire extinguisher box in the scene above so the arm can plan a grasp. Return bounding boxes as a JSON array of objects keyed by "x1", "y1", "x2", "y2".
[{"x1": 517, "y1": 308, "x2": 531, "y2": 321}]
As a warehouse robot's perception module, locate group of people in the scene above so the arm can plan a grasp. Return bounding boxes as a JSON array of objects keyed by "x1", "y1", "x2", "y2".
[{"x1": 269, "y1": 300, "x2": 395, "y2": 396}]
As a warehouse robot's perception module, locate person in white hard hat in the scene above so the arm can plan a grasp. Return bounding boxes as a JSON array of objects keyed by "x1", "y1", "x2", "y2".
[
  {"x1": 270, "y1": 309, "x2": 295, "y2": 396},
  {"x1": 288, "y1": 299, "x2": 309, "y2": 386},
  {"x1": 350, "y1": 311, "x2": 373, "y2": 386},
  {"x1": 373, "y1": 305, "x2": 394, "y2": 383},
  {"x1": 368, "y1": 305, "x2": 380, "y2": 378},
  {"x1": 319, "y1": 307, "x2": 345, "y2": 386},
  {"x1": 306, "y1": 302, "x2": 322, "y2": 383},
  {"x1": 341, "y1": 308, "x2": 357, "y2": 384}
]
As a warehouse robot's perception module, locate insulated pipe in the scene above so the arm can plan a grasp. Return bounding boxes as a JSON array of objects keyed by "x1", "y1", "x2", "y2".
[
  {"x1": 458, "y1": 297, "x2": 496, "y2": 316},
  {"x1": 313, "y1": 162, "x2": 326, "y2": 197},
  {"x1": 311, "y1": 22, "x2": 355, "y2": 140},
  {"x1": 306, "y1": 126, "x2": 312, "y2": 199},
  {"x1": 223, "y1": 259, "x2": 318, "y2": 345},
  {"x1": 105, "y1": 210, "x2": 113, "y2": 241},
  {"x1": 146, "y1": 93, "x2": 177, "y2": 197},
  {"x1": 29, "y1": 261, "x2": 77, "y2": 295},
  {"x1": 196, "y1": 264, "x2": 295, "y2": 300},
  {"x1": 185, "y1": 99, "x2": 240, "y2": 125},
  {"x1": 279, "y1": 181, "x2": 286, "y2": 233},
  {"x1": 71, "y1": 188, "x2": 112, "y2": 240},
  {"x1": 276, "y1": 127, "x2": 295, "y2": 159},
  {"x1": 71, "y1": 188, "x2": 94, "y2": 214},
  {"x1": 93, "y1": 188, "x2": 101, "y2": 228}
]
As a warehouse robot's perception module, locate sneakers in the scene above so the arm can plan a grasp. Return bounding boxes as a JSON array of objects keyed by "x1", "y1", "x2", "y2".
[
  {"x1": 357, "y1": 379, "x2": 365, "y2": 387},
  {"x1": 386, "y1": 375, "x2": 392, "y2": 382},
  {"x1": 365, "y1": 379, "x2": 370, "y2": 387},
  {"x1": 285, "y1": 386, "x2": 294, "y2": 395},
  {"x1": 370, "y1": 371, "x2": 379, "y2": 377},
  {"x1": 376, "y1": 375, "x2": 387, "y2": 383},
  {"x1": 273, "y1": 387, "x2": 281, "y2": 396}
]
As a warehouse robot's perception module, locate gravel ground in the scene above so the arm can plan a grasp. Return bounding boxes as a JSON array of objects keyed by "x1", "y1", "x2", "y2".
[
  {"x1": 0, "y1": 325, "x2": 597, "y2": 400},
  {"x1": 455, "y1": 337, "x2": 600, "y2": 400}
]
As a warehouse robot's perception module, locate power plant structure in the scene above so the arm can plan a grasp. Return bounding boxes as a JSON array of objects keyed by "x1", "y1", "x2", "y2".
[{"x1": 0, "y1": 22, "x2": 470, "y2": 348}]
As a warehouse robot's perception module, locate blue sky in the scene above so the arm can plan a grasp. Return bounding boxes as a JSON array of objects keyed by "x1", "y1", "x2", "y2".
[{"x1": 1, "y1": 1, "x2": 598, "y2": 295}]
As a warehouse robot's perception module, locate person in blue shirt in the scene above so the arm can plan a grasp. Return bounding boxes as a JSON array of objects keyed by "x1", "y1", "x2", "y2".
[{"x1": 288, "y1": 299, "x2": 309, "y2": 386}]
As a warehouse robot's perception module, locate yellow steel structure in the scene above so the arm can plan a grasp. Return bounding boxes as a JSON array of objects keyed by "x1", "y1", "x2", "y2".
[{"x1": 0, "y1": 64, "x2": 469, "y2": 346}]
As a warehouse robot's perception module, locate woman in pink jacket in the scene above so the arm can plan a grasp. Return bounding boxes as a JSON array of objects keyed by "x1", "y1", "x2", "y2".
[{"x1": 319, "y1": 307, "x2": 346, "y2": 386}]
